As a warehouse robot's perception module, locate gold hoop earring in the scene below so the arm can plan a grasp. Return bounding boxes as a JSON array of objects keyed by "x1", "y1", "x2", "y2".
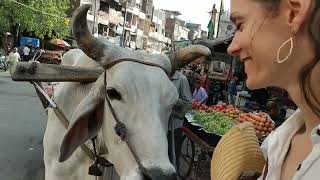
[{"x1": 277, "y1": 37, "x2": 293, "y2": 64}]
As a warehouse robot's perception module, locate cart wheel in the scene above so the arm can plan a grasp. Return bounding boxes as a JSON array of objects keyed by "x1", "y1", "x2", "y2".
[{"x1": 177, "y1": 135, "x2": 195, "y2": 179}]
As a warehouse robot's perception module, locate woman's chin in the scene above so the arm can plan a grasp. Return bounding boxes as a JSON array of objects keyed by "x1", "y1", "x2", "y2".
[{"x1": 246, "y1": 77, "x2": 267, "y2": 90}]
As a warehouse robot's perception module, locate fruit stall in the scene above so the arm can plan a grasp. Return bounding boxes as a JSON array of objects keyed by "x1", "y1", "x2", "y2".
[
  {"x1": 190, "y1": 101, "x2": 276, "y2": 139},
  {"x1": 178, "y1": 102, "x2": 276, "y2": 179}
]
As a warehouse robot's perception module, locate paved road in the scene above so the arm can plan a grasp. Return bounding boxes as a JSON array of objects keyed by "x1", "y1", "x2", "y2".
[{"x1": 0, "y1": 71, "x2": 46, "y2": 180}]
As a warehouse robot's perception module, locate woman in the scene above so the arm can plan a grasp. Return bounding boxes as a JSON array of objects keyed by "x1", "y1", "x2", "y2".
[
  {"x1": 227, "y1": 0, "x2": 319, "y2": 179},
  {"x1": 8, "y1": 47, "x2": 21, "y2": 74}
]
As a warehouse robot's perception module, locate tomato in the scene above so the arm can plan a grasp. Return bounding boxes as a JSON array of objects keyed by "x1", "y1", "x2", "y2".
[
  {"x1": 256, "y1": 130, "x2": 261, "y2": 135},
  {"x1": 257, "y1": 126, "x2": 263, "y2": 131}
]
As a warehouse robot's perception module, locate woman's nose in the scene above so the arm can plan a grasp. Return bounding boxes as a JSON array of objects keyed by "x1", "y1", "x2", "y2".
[{"x1": 227, "y1": 39, "x2": 241, "y2": 56}]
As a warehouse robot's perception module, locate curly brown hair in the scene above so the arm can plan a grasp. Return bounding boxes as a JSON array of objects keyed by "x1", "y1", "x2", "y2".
[{"x1": 258, "y1": 0, "x2": 320, "y2": 117}]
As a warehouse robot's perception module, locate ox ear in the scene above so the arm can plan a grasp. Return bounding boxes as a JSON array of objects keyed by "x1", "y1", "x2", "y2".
[
  {"x1": 59, "y1": 83, "x2": 105, "y2": 162},
  {"x1": 172, "y1": 99, "x2": 192, "y2": 119}
]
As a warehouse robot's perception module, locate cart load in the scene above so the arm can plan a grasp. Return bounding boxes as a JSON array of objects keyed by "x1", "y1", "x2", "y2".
[
  {"x1": 236, "y1": 112, "x2": 276, "y2": 136},
  {"x1": 192, "y1": 102, "x2": 242, "y2": 120},
  {"x1": 191, "y1": 101, "x2": 276, "y2": 139},
  {"x1": 193, "y1": 111, "x2": 235, "y2": 136}
]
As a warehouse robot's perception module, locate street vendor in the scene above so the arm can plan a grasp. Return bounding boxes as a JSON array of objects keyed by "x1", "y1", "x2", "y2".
[
  {"x1": 227, "y1": 0, "x2": 320, "y2": 179},
  {"x1": 168, "y1": 71, "x2": 193, "y2": 165},
  {"x1": 193, "y1": 79, "x2": 208, "y2": 104}
]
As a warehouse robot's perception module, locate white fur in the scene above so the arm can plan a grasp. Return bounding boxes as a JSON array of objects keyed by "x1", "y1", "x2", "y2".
[{"x1": 43, "y1": 49, "x2": 179, "y2": 180}]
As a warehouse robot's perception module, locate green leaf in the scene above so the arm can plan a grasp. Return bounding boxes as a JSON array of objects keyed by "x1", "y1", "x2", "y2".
[{"x1": 0, "y1": 0, "x2": 71, "y2": 39}]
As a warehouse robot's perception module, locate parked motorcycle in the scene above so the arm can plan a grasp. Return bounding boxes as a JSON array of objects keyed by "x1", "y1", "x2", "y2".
[{"x1": 0, "y1": 52, "x2": 8, "y2": 71}]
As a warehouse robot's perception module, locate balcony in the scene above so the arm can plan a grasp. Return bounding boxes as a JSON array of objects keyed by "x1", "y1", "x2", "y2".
[
  {"x1": 133, "y1": 7, "x2": 140, "y2": 15},
  {"x1": 148, "y1": 32, "x2": 158, "y2": 39},
  {"x1": 152, "y1": 16, "x2": 158, "y2": 24},
  {"x1": 135, "y1": 29, "x2": 143, "y2": 36},
  {"x1": 139, "y1": 12, "x2": 146, "y2": 19},
  {"x1": 97, "y1": 11, "x2": 109, "y2": 25},
  {"x1": 157, "y1": 34, "x2": 164, "y2": 42},
  {"x1": 131, "y1": 25, "x2": 137, "y2": 32}
]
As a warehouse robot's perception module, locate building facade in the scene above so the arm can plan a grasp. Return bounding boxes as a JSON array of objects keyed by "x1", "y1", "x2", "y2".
[
  {"x1": 75, "y1": 0, "x2": 190, "y2": 54},
  {"x1": 216, "y1": 10, "x2": 235, "y2": 38},
  {"x1": 164, "y1": 10, "x2": 190, "y2": 42},
  {"x1": 118, "y1": 0, "x2": 147, "y2": 49},
  {"x1": 186, "y1": 23, "x2": 201, "y2": 40},
  {"x1": 146, "y1": 8, "x2": 169, "y2": 54}
]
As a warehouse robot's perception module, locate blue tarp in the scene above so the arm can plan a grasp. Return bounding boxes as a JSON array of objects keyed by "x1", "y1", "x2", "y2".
[{"x1": 20, "y1": 37, "x2": 40, "y2": 47}]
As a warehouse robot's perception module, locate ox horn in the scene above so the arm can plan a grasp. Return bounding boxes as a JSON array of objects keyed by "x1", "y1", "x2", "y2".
[
  {"x1": 72, "y1": 5, "x2": 105, "y2": 61},
  {"x1": 169, "y1": 45, "x2": 211, "y2": 72}
]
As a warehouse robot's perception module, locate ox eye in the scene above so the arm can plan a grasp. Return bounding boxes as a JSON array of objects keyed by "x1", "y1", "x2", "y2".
[{"x1": 106, "y1": 88, "x2": 122, "y2": 100}]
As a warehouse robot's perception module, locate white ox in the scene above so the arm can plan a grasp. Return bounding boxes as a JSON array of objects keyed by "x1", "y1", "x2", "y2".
[{"x1": 43, "y1": 5, "x2": 210, "y2": 180}]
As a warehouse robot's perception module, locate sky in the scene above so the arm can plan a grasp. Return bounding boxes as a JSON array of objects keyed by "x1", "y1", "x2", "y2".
[{"x1": 153, "y1": 0, "x2": 231, "y2": 31}]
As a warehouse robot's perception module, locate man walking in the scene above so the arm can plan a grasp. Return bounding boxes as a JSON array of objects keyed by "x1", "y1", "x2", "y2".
[{"x1": 23, "y1": 46, "x2": 30, "y2": 62}]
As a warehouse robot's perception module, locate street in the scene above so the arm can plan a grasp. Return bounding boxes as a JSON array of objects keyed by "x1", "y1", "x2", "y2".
[{"x1": 0, "y1": 71, "x2": 46, "y2": 180}]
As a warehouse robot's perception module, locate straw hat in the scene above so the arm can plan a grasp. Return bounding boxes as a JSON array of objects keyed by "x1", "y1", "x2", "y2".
[{"x1": 211, "y1": 122, "x2": 266, "y2": 180}]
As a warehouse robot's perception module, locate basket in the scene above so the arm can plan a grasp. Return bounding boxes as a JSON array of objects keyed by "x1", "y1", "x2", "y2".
[{"x1": 211, "y1": 122, "x2": 266, "y2": 180}]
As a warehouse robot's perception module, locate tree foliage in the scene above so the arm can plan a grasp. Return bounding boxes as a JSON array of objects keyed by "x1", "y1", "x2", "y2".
[{"x1": 0, "y1": 0, "x2": 71, "y2": 39}]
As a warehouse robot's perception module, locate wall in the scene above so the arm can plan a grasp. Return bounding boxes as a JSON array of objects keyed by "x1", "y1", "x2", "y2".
[
  {"x1": 165, "y1": 18, "x2": 176, "y2": 40},
  {"x1": 80, "y1": 0, "x2": 100, "y2": 34},
  {"x1": 217, "y1": 11, "x2": 236, "y2": 38}
]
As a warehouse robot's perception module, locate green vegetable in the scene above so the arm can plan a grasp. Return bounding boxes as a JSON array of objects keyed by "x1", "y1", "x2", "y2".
[{"x1": 193, "y1": 112, "x2": 235, "y2": 136}]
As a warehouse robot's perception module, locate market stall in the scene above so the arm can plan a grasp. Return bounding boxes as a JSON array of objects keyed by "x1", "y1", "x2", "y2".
[{"x1": 178, "y1": 102, "x2": 276, "y2": 179}]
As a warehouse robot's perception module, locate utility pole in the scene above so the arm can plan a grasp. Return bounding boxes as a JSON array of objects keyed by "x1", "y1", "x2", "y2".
[
  {"x1": 121, "y1": 1, "x2": 128, "y2": 47},
  {"x1": 216, "y1": 0, "x2": 223, "y2": 38},
  {"x1": 92, "y1": 0, "x2": 97, "y2": 34}
]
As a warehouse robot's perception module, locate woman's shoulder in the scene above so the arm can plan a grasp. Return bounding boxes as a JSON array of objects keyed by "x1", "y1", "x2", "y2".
[{"x1": 260, "y1": 109, "x2": 303, "y2": 157}]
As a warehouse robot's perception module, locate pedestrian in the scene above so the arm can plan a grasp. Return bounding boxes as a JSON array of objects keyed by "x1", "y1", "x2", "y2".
[
  {"x1": 228, "y1": 74, "x2": 239, "y2": 106},
  {"x1": 187, "y1": 66, "x2": 200, "y2": 93},
  {"x1": 22, "y1": 45, "x2": 30, "y2": 62},
  {"x1": 7, "y1": 47, "x2": 21, "y2": 74},
  {"x1": 193, "y1": 79, "x2": 208, "y2": 104},
  {"x1": 200, "y1": 69, "x2": 211, "y2": 92},
  {"x1": 227, "y1": 0, "x2": 320, "y2": 179},
  {"x1": 265, "y1": 101, "x2": 286, "y2": 128},
  {"x1": 168, "y1": 71, "x2": 193, "y2": 165}
]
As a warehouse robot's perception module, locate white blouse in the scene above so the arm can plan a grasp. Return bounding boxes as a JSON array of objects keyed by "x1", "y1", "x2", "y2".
[{"x1": 259, "y1": 109, "x2": 320, "y2": 180}]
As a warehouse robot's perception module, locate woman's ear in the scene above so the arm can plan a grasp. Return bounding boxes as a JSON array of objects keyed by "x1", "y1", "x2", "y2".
[{"x1": 287, "y1": 0, "x2": 313, "y2": 33}]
